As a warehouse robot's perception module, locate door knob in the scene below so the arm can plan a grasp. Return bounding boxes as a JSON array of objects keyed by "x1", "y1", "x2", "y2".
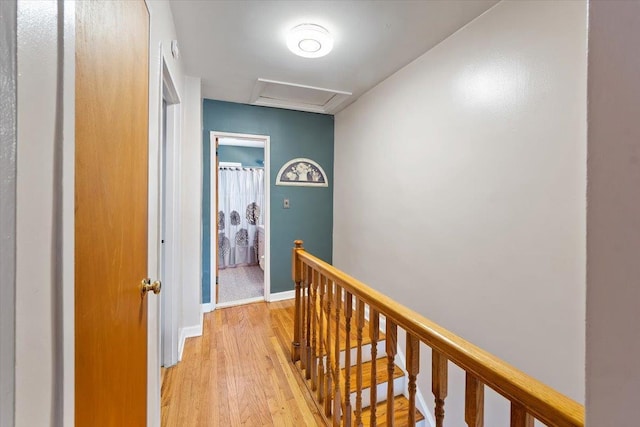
[{"x1": 141, "y1": 278, "x2": 161, "y2": 296}]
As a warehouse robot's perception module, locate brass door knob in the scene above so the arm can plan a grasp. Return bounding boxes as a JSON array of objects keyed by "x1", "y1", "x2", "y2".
[{"x1": 141, "y1": 278, "x2": 161, "y2": 296}]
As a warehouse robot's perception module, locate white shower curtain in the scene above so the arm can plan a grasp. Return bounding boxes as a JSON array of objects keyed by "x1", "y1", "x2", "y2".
[{"x1": 218, "y1": 167, "x2": 264, "y2": 269}]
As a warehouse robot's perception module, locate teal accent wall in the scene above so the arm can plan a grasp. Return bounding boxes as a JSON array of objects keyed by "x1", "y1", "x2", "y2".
[
  {"x1": 218, "y1": 145, "x2": 264, "y2": 167},
  {"x1": 203, "y1": 99, "x2": 334, "y2": 303}
]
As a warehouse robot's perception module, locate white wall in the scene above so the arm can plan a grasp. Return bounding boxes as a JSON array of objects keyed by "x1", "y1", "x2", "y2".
[
  {"x1": 334, "y1": 1, "x2": 587, "y2": 424},
  {"x1": 180, "y1": 75, "x2": 203, "y2": 332},
  {"x1": 586, "y1": 2, "x2": 640, "y2": 425},
  {"x1": 15, "y1": 2, "x2": 61, "y2": 425}
]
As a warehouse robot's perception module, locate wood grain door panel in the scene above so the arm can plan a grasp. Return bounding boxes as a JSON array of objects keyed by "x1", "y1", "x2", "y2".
[{"x1": 75, "y1": 1, "x2": 150, "y2": 425}]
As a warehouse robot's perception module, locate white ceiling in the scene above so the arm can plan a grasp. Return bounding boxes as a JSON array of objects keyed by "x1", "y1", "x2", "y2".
[{"x1": 169, "y1": 0, "x2": 498, "y2": 114}]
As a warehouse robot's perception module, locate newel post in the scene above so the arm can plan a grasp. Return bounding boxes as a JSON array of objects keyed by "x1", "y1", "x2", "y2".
[{"x1": 291, "y1": 240, "x2": 304, "y2": 362}]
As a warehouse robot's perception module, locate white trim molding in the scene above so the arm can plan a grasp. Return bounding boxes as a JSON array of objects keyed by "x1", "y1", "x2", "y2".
[
  {"x1": 216, "y1": 296, "x2": 263, "y2": 309},
  {"x1": 159, "y1": 48, "x2": 183, "y2": 370},
  {"x1": 268, "y1": 290, "x2": 295, "y2": 302},
  {"x1": 219, "y1": 137, "x2": 264, "y2": 148},
  {"x1": 209, "y1": 131, "x2": 271, "y2": 309},
  {"x1": 178, "y1": 313, "x2": 204, "y2": 362},
  {"x1": 201, "y1": 302, "x2": 214, "y2": 313}
]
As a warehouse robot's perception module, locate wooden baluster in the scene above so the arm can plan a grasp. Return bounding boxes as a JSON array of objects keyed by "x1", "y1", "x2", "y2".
[
  {"x1": 465, "y1": 373, "x2": 484, "y2": 427},
  {"x1": 406, "y1": 334, "x2": 420, "y2": 427},
  {"x1": 317, "y1": 273, "x2": 326, "y2": 404},
  {"x1": 386, "y1": 319, "x2": 398, "y2": 426},
  {"x1": 300, "y1": 263, "x2": 307, "y2": 371},
  {"x1": 305, "y1": 265, "x2": 313, "y2": 379},
  {"x1": 325, "y1": 277, "x2": 333, "y2": 417},
  {"x1": 432, "y1": 350, "x2": 448, "y2": 427},
  {"x1": 343, "y1": 292, "x2": 353, "y2": 427},
  {"x1": 355, "y1": 300, "x2": 365, "y2": 427},
  {"x1": 333, "y1": 284, "x2": 343, "y2": 426},
  {"x1": 310, "y1": 269, "x2": 319, "y2": 391},
  {"x1": 510, "y1": 403, "x2": 534, "y2": 427},
  {"x1": 291, "y1": 240, "x2": 304, "y2": 362},
  {"x1": 369, "y1": 309, "x2": 380, "y2": 427}
]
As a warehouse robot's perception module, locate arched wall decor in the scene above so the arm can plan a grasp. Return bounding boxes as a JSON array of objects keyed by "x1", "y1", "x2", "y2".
[{"x1": 276, "y1": 158, "x2": 328, "y2": 187}]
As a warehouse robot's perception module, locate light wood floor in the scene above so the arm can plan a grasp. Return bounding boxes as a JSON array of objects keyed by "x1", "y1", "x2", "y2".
[{"x1": 161, "y1": 300, "x2": 326, "y2": 426}]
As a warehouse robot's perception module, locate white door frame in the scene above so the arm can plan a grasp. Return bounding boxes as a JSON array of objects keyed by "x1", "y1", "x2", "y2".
[
  {"x1": 208, "y1": 131, "x2": 271, "y2": 310},
  {"x1": 159, "y1": 57, "x2": 181, "y2": 368}
]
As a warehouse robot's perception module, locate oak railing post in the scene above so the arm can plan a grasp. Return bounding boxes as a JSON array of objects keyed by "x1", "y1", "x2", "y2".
[
  {"x1": 343, "y1": 292, "x2": 353, "y2": 427},
  {"x1": 300, "y1": 264, "x2": 308, "y2": 372},
  {"x1": 291, "y1": 240, "x2": 304, "y2": 362},
  {"x1": 511, "y1": 403, "x2": 534, "y2": 427},
  {"x1": 317, "y1": 273, "x2": 326, "y2": 404},
  {"x1": 355, "y1": 300, "x2": 365, "y2": 427},
  {"x1": 465, "y1": 373, "x2": 484, "y2": 427},
  {"x1": 311, "y1": 269, "x2": 319, "y2": 391},
  {"x1": 386, "y1": 320, "x2": 398, "y2": 426},
  {"x1": 325, "y1": 277, "x2": 334, "y2": 417},
  {"x1": 406, "y1": 334, "x2": 420, "y2": 427},
  {"x1": 332, "y1": 283, "x2": 343, "y2": 426},
  {"x1": 432, "y1": 350, "x2": 448, "y2": 427},
  {"x1": 369, "y1": 310, "x2": 380, "y2": 427},
  {"x1": 305, "y1": 265, "x2": 313, "y2": 378}
]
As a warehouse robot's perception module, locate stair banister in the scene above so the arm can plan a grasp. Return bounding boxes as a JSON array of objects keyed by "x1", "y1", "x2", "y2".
[{"x1": 291, "y1": 240, "x2": 584, "y2": 427}]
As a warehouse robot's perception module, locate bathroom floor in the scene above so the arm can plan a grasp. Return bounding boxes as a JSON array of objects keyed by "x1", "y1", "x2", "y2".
[{"x1": 218, "y1": 265, "x2": 264, "y2": 304}]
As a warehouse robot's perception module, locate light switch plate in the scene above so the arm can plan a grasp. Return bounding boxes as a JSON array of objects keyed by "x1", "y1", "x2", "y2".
[{"x1": 283, "y1": 198, "x2": 290, "y2": 209}]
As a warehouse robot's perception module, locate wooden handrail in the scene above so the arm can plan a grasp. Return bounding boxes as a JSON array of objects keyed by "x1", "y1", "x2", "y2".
[{"x1": 291, "y1": 241, "x2": 584, "y2": 427}]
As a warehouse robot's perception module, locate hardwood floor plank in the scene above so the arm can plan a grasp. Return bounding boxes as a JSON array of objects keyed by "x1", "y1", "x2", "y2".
[{"x1": 161, "y1": 300, "x2": 326, "y2": 426}]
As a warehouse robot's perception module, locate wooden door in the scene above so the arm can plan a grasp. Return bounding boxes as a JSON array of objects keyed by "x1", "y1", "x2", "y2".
[{"x1": 75, "y1": 1, "x2": 150, "y2": 425}]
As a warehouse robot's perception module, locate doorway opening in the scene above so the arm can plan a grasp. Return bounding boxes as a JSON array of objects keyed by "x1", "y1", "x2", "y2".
[
  {"x1": 159, "y1": 59, "x2": 181, "y2": 368},
  {"x1": 210, "y1": 132, "x2": 270, "y2": 309}
]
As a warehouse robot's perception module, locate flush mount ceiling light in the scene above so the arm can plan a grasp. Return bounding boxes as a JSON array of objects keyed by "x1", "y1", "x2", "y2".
[{"x1": 286, "y1": 24, "x2": 333, "y2": 58}]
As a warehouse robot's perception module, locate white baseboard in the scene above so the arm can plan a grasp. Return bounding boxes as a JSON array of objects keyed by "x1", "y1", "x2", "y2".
[
  {"x1": 178, "y1": 313, "x2": 203, "y2": 361},
  {"x1": 216, "y1": 296, "x2": 263, "y2": 309},
  {"x1": 269, "y1": 290, "x2": 295, "y2": 302},
  {"x1": 201, "y1": 302, "x2": 214, "y2": 313}
]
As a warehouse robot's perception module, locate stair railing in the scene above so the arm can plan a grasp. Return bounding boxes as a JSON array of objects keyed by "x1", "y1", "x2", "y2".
[{"x1": 290, "y1": 240, "x2": 584, "y2": 427}]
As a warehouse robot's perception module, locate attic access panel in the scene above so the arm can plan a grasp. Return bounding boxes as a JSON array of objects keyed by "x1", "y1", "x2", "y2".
[{"x1": 250, "y1": 78, "x2": 351, "y2": 114}]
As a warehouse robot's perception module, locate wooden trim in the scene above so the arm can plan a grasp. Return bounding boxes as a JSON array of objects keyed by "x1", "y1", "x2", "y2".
[{"x1": 294, "y1": 248, "x2": 585, "y2": 427}]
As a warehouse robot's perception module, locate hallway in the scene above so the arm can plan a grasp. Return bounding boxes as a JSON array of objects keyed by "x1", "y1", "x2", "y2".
[{"x1": 161, "y1": 300, "x2": 325, "y2": 426}]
